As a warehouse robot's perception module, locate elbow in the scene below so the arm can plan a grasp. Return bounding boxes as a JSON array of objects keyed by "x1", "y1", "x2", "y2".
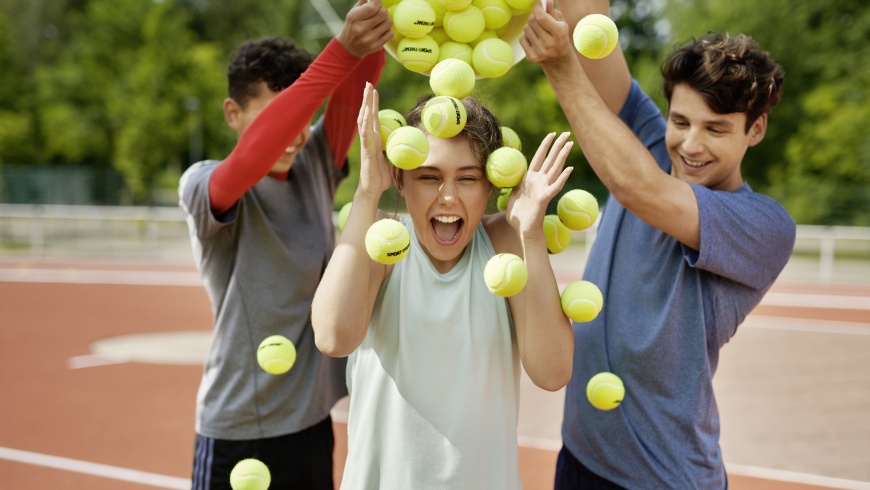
[
  {"x1": 313, "y1": 330, "x2": 354, "y2": 358},
  {"x1": 534, "y1": 365, "x2": 573, "y2": 392}
]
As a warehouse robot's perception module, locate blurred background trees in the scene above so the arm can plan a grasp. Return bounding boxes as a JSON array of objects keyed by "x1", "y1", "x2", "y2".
[{"x1": 0, "y1": 0, "x2": 867, "y2": 224}]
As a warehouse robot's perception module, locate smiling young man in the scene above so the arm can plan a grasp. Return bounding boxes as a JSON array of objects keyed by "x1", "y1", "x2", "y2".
[
  {"x1": 521, "y1": 1, "x2": 795, "y2": 488},
  {"x1": 178, "y1": 1, "x2": 392, "y2": 488}
]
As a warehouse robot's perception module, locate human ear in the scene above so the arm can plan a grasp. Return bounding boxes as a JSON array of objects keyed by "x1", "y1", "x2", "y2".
[
  {"x1": 223, "y1": 98, "x2": 243, "y2": 131},
  {"x1": 391, "y1": 166, "x2": 404, "y2": 197},
  {"x1": 748, "y1": 113, "x2": 767, "y2": 147}
]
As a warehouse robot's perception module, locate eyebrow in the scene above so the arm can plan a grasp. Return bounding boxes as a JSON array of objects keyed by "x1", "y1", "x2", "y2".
[{"x1": 670, "y1": 110, "x2": 735, "y2": 128}]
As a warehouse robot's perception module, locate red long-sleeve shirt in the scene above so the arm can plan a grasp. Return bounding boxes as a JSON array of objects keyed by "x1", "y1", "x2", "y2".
[{"x1": 209, "y1": 39, "x2": 385, "y2": 214}]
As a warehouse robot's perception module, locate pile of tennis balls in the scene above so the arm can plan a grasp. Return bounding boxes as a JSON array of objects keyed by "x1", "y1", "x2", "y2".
[{"x1": 387, "y1": 0, "x2": 533, "y2": 77}]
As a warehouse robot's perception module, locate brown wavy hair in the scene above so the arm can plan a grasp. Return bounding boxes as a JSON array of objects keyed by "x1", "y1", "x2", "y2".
[{"x1": 662, "y1": 32, "x2": 784, "y2": 132}]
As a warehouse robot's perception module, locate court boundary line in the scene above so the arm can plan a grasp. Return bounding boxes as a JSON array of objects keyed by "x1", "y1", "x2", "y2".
[{"x1": 0, "y1": 446, "x2": 190, "y2": 489}]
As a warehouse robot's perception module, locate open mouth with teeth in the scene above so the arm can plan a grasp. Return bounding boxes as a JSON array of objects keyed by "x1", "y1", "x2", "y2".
[
  {"x1": 681, "y1": 155, "x2": 712, "y2": 169},
  {"x1": 432, "y1": 215, "x2": 463, "y2": 245}
]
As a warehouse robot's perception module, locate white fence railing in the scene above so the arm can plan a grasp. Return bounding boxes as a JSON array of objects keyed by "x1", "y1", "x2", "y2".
[{"x1": 1, "y1": 204, "x2": 869, "y2": 283}]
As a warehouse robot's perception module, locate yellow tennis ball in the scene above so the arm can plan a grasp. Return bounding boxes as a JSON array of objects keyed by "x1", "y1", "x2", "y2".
[
  {"x1": 438, "y1": 0, "x2": 472, "y2": 11},
  {"x1": 484, "y1": 253, "x2": 528, "y2": 297},
  {"x1": 586, "y1": 372, "x2": 624, "y2": 411},
  {"x1": 504, "y1": 0, "x2": 534, "y2": 11},
  {"x1": 430, "y1": 59, "x2": 476, "y2": 99},
  {"x1": 397, "y1": 35, "x2": 440, "y2": 73},
  {"x1": 428, "y1": 26, "x2": 450, "y2": 45},
  {"x1": 422, "y1": 95, "x2": 468, "y2": 138},
  {"x1": 471, "y1": 37, "x2": 513, "y2": 78},
  {"x1": 438, "y1": 41, "x2": 473, "y2": 64},
  {"x1": 230, "y1": 458, "x2": 271, "y2": 490},
  {"x1": 443, "y1": 5, "x2": 485, "y2": 43},
  {"x1": 557, "y1": 189, "x2": 599, "y2": 231},
  {"x1": 486, "y1": 146, "x2": 527, "y2": 188},
  {"x1": 383, "y1": 0, "x2": 403, "y2": 7},
  {"x1": 365, "y1": 219, "x2": 412, "y2": 264},
  {"x1": 501, "y1": 126, "x2": 521, "y2": 150},
  {"x1": 573, "y1": 13, "x2": 619, "y2": 59},
  {"x1": 560, "y1": 280, "x2": 603, "y2": 322},
  {"x1": 473, "y1": 0, "x2": 511, "y2": 30},
  {"x1": 424, "y1": 0, "x2": 447, "y2": 26},
  {"x1": 337, "y1": 202, "x2": 352, "y2": 232},
  {"x1": 257, "y1": 335, "x2": 297, "y2": 375},
  {"x1": 378, "y1": 109, "x2": 407, "y2": 148},
  {"x1": 394, "y1": 0, "x2": 436, "y2": 38},
  {"x1": 496, "y1": 187, "x2": 511, "y2": 211},
  {"x1": 543, "y1": 214, "x2": 572, "y2": 254},
  {"x1": 470, "y1": 30, "x2": 497, "y2": 47},
  {"x1": 386, "y1": 126, "x2": 429, "y2": 169}
]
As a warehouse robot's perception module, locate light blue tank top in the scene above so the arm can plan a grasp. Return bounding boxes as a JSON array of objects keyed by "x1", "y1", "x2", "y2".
[{"x1": 342, "y1": 216, "x2": 522, "y2": 489}]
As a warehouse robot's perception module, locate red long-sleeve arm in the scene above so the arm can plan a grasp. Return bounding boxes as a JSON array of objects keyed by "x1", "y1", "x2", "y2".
[
  {"x1": 323, "y1": 49, "x2": 386, "y2": 170},
  {"x1": 209, "y1": 39, "x2": 363, "y2": 214}
]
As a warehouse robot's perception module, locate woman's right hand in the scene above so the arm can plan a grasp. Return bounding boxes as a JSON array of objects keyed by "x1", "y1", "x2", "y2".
[{"x1": 356, "y1": 82, "x2": 393, "y2": 198}]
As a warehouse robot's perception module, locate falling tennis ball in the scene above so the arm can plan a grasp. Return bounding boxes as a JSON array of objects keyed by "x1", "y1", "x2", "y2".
[
  {"x1": 557, "y1": 189, "x2": 599, "y2": 231},
  {"x1": 257, "y1": 335, "x2": 297, "y2": 375},
  {"x1": 501, "y1": 126, "x2": 521, "y2": 151},
  {"x1": 429, "y1": 58, "x2": 476, "y2": 99},
  {"x1": 230, "y1": 458, "x2": 271, "y2": 490},
  {"x1": 573, "y1": 13, "x2": 619, "y2": 59},
  {"x1": 560, "y1": 280, "x2": 603, "y2": 323},
  {"x1": 471, "y1": 37, "x2": 513, "y2": 78},
  {"x1": 422, "y1": 95, "x2": 468, "y2": 138},
  {"x1": 543, "y1": 214, "x2": 571, "y2": 254},
  {"x1": 486, "y1": 146, "x2": 527, "y2": 188},
  {"x1": 484, "y1": 252, "x2": 528, "y2": 297},
  {"x1": 386, "y1": 126, "x2": 429, "y2": 170},
  {"x1": 496, "y1": 187, "x2": 511, "y2": 211},
  {"x1": 365, "y1": 219, "x2": 412, "y2": 264},
  {"x1": 586, "y1": 372, "x2": 624, "y2": 411},
  {"x1": 378, "y1": 109, "x2": 407, "y2": 148}
]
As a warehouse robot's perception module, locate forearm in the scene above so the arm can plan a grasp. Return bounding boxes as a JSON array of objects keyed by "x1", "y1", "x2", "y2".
[
  {"x1": 311, "y1": 191, "x2": 384, "y2": 357},
  {"x1": 541, "y1": 55, "x2": 659, "y2": 206},
  {"x1": 514, "y1": 235, "x2": 573, "y2": 391}
]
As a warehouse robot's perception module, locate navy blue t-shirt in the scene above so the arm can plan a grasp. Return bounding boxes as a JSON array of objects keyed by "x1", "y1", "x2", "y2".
[{"x1": 561, "y1": 80, "x2": 796, "y2": 489}]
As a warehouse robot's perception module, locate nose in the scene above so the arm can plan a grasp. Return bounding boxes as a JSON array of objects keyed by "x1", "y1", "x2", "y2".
[
  {"x1": 438, "y1": 182, "x2": 456, "y2": 204},
  {"x1": 682, "y1": 128, "x2": 705, "y2": 155}
]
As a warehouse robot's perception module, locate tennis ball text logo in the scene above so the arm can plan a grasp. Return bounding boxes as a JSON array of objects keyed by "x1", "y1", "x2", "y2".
[
  {"x1": 401, "y1": 47, "x2": 434, "y2": 54},
  {"x1": 387, "y1": 242, "x2": 411, "y2": 257},
  {"x1": 414, "y1": 20, "x2": 435, "y2": 27},
  {"x1": 449, "y1": 98, "x2": 462, "y2": 124}
]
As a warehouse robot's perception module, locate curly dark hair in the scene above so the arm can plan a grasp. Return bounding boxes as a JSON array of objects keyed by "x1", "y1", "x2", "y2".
[
  {"x1": 404, "y1": 94, "x2": 503, "y2": 167},
  {"x1": 227, "y1": 37, "x2": 315, "y2": 108},
  {"x1": 662, "y1": 32, "x2": 784, "y2": 132}
]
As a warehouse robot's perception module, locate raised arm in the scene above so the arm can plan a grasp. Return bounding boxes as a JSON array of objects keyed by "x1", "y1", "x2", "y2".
[
  {"x1": 488, "y1": 132, "x2": 575, "y2": 391},
  {"x1": 521, "y1": 5, "x2": 701, "y2": 249},
  {"x1": 312, "y1": 83, "x2": 393, "y2": 357}
]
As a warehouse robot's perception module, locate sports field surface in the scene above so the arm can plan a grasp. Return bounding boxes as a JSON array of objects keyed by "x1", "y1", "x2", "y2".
[{"x1": 1, "y1": 251, "x2": 868, "y2": 489}]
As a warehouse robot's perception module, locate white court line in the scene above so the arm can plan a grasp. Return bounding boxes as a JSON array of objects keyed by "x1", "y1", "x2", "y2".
[
  {"x1": 0, "y1": 446, "x2": 190, "y2": 489},
  {"x1": 67, "y1": 353, "x2": 130, "y2": 369}
]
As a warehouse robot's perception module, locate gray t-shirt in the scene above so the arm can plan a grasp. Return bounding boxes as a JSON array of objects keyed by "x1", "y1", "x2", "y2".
[
  {"x1": 561, "y1": 80, "x2": 796, "y2": 488},
  {"x1": 179, "y1": 118, "x2": 348, "y2": 440}
]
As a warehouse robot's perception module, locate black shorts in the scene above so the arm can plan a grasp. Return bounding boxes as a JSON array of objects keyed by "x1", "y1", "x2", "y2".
[
  {"x1": 554, "y1": 445, "x2": 627, "y2": 490},
  {"x1": 191, "y1": 415, "x2": 334, "y2": 490}
]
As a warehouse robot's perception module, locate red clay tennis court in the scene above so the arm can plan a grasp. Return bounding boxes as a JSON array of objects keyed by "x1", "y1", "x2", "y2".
[{"x1": 1, "y1": 255, "x2": 869, "y2": 489}]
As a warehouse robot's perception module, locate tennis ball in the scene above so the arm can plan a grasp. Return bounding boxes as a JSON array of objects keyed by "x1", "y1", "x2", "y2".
[
  {"x1": 383, "y1": 0, "x2": 403, "y2": 7},
  {"x1": 394, "y1": 0, "x2": 436, "y2": 38},
  {"x1": 473, "y1": 0, "x2": 511, "y2": 30},
  {"x1": 257, "y1": 335, "x2": 297, "y2": 375},
  {"x1": 557, "y1": 189, "x2": 599, "y2": 231},
  {"x1": 470, "y1": 30, "x2": 497, "y2": 47},
  {"x1": 586, "y1": 372, "x2": 624, "y2": 411},
  {"x1": 422, "y1": 95, "x2": 468, "y2": 138},
  {"x1": 386, "y1": 126, "x2": 429, "y2": 170},
  {"x1": 398, "y1": 35, "x2": 440, "y2": 73},
  {"x1": 573, "y1": 13, "x2": 619, "y2": 59},
  {"x1": 378, "y1": 109, "x2": 407, "y2": 148},
  {"x1": 471, "y1": 37, "x2": 514, "y2": 78},
  {"x1": 438, "y1": 0, "x2": 472, "y2": 11},
  {"x1": 230, "y1": 458, "x2": 271, "y2": 490},
  {"x1": 560, "y1": 280, "x2": 603, "y2": 323},
  {"x1": 443, "y1": 6, "x2": 485, "y2": 44},
  {"x1": 438, "y1": 41, "x2": 473, "y2": 64},
  {"x1": 430, "y1": 59, "x2": 476, "y2": 99},
  {"x1": 484, "y1": 253, "x2": 528, "y2": 297},
  {"x1": 496, "y1": 187, "x2": 511, "y2": 211},
  {"x1": 365, "y1": 219, "x2": 411, "y2": 264},
  {"x1": 543, "y1": 214, "x2": 572, "y2": 254},
  {"x1": 337, "y1": 202, "x2": 352, "y2": 232},
  {"x1": 425, "y1": 0, "x2": 447, "y2": 25},
  {"x1": 428, "y1": 26, "x2": 450, "y2": 45},
  {"x1": 501, "y1": 126, "x2": 521, "y2": 151},
  {"x1": 486, "y1": 146, "x2": 527, "y2": 188}
]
